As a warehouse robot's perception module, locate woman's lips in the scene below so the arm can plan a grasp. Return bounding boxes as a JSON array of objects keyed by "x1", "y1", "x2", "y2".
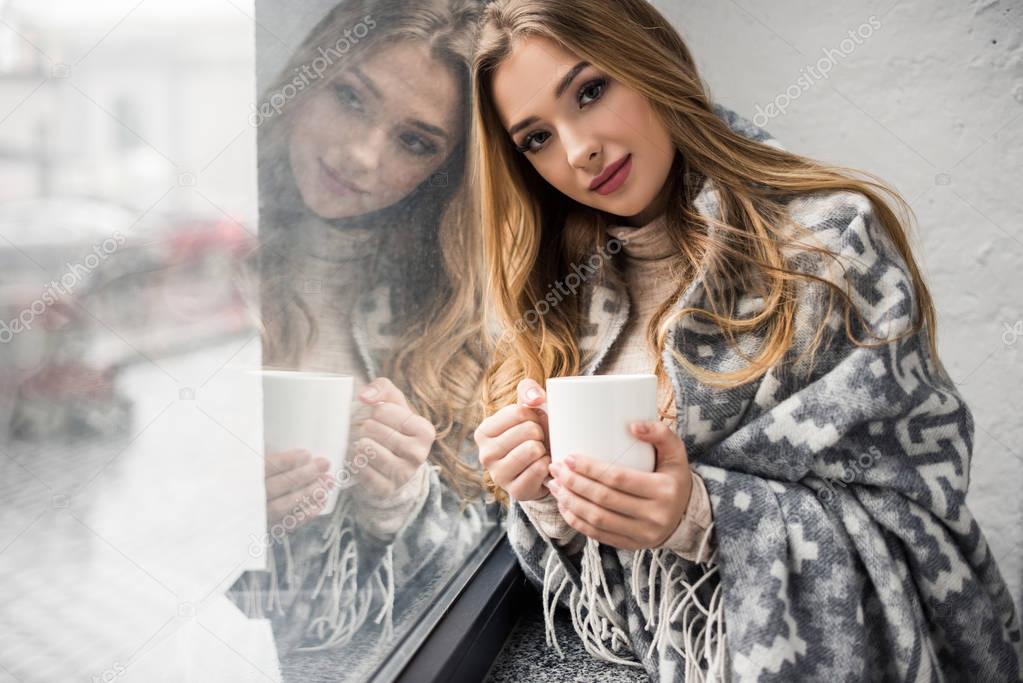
[
  {"x1": 590, "y1": 154, "x2": 632, "y2": 195},
  {"x1": 317, "y1": 158, "x2": 366, "y2": 196}
]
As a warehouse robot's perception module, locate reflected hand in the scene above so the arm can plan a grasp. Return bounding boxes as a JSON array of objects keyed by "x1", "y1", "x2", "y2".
[
  {"x1": 546, "y1": 420, "x2": 693, "y2": 550},
  {"x1": 352, "y1": 377, "x2": 437, "y2": 498},
  {"x1": 265, "y1": 448, "x2": 335, "y2": 529},
  {"x1": 474, "y1": 378, "x2": 551, "y2": 502}
]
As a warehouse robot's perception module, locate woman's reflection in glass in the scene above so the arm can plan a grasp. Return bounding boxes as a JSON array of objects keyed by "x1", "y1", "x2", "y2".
[{"x1": 230, "y1": 0, "x2": 491, "y2": 663}]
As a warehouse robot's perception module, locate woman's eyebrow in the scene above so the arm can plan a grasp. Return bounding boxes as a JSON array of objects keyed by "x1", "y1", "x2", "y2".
[
  {"x1": 351, "y1": 66, "x2": 381, "y2": 99},
  {"x1": 409, "y1": 119, "x2": 449, "y2": 140},
  {"x1": 507, "y1": 60, "x2": 590, "y2": 137}
]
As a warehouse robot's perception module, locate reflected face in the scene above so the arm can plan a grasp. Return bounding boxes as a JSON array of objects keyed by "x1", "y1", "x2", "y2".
[
  {"x1": 288, "y1": 40, "x2": 462, "y2": 219},
  {"x1": 491, "y1": 36, "x2": 676, "y2": 226}
]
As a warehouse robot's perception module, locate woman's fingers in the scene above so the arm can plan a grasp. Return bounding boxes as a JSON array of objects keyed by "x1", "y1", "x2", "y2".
[
  {"x1": 509, "y1": 453, "x2": 551, "y2": 499},
  {"x1": 548, "y1": 460, "x2": 647, "y2": 518},
  {"x1": 473, "y1": 392, "x2": 551, "y2": 501},
  {"x1": 264, "y1": 449, "x2": 333, "y2": 529},
  {"x1": 359, "y1": 417, "x2": 422, "y2": 464},
  {"x1": 355, "y1": 457, "x2": 398, "y2": 498},
  {"x1": 516, "y1": 378, "x2": 546, "y2": 407},
  {"x1": 555, "y1": 453, "x2": 664, "y2": 499},
  {"x1": 630, "y1": 420, "x2": 689, "y2": 470},
  {"x1": 265, "y1": 448, "x2": 311, "y2": 477},
  {"x1": 368, "y1": 401, "x2": 436, "y2": 440},
  {"x1": 548, "y1": 479, "x2": 640, "y2": 537},
  {"x1": 489, "y1": 439, "x2": 547, "y2": 487},
  {"x1": 491, "y1": 420, "x2": 547, "y2": 462},
  {"x1": 515, "y1": 379, "x2": 549, "y2": 443},
  {"x1": 354, "y1": 437, "x2": 416, "y2": 488},
  {"x1": 266, "y1": 457, "x2": 330, "y2": 500},
  {"x1": 362, "y1": 402, "x2": 433, "y2": 445},
  {"x1": 357, "y1": 377, "x2": 409, "y2": 409},
  {"x1": 267, "y1": 474, "x2": 333, "y2": 526},
  {"x1": 475, "y1": 403, "x2": 545, "y2": 446}
]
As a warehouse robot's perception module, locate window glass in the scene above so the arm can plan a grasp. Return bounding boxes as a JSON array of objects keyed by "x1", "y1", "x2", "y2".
[{"x1": 0, "y1": 2, "x2": 497, "y2": 681}]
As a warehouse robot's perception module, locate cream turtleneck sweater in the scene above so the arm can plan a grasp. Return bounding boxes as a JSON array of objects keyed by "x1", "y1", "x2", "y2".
[
  {"x1": 291, "y1": 215, "x2": 375, "y2": 384},
  {"x1": 519, "y1": 213, "x2": 715, "y2": 562}
]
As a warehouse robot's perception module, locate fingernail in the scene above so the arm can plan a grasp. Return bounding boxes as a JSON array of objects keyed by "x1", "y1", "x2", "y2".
[
  {"x1": 564, "y1": 455, "x2": 576, "y2": 469},
  {"x1": 526, "y1": 388, "x2": 541, "y2": 402},
  {"x1": 547, "y1": 480, "x2": 562, "y2": 495},
  {"x1": 315, "y1": 458, "x2": 330, "y2": 471},
  {"x1": 634, "y1": 422, "x2": 649, "y2": 435},
  {"x1": 359, "y1": 385, "x2": 378, "y2": 400},
  {"x1": 550, "y1": 462, "x2": 563, "y2": 477}
]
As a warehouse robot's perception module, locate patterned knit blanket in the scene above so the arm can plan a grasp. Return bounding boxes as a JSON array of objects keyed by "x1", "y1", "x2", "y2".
[{"x1": 504, "y1": 105, "x2": 1022, "y2": 681}]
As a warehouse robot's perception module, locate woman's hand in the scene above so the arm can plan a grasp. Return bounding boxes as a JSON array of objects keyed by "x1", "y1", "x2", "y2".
[
  {"x1": 352, "y1": 377, "x2": 437, "y2": 498},
  {"x1": 546, "y1": 420, "x2": 693, "y2": 550},
  {"x1": 265, "y1": 448, "x2": 335, "y2": 529},
  {"x1": 474, "y1": 378, "x2": 551, "y2": 502}
]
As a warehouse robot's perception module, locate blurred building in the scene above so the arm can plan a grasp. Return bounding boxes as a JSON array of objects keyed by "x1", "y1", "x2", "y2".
[{"x1": 0, "y1": 0, "x2": 259, "y2": 442}]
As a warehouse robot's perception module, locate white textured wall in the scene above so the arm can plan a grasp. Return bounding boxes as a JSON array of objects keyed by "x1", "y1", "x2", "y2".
[{"x1": 654, "y1": 0, "x2": 1023, "y2": 611}]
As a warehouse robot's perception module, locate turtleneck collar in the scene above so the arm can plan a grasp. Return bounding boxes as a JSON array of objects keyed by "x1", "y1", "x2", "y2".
[
  {"x1": 293, "y1": 211, "x2": 380, "y2": 265},
  {"x1": 605, "y1": 212, "x2": 676, "y2": 263}
]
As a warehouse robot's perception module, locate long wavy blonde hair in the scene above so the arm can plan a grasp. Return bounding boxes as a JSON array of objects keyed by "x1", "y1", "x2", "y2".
[
  {"x1": 248, "y1": 0, "x2": 489, "y2": 504},
  {"x1": 471, "y1": 0, "x2": 942, "y2": 505}
]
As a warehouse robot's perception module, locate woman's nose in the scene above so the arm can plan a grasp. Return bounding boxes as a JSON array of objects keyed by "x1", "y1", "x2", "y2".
[
  {"x1": 338, "y1": 125, "x2": 387, "y2": 174},
  {"x1": 563, "y1": 129, "x2": 601, "y2": 171}
]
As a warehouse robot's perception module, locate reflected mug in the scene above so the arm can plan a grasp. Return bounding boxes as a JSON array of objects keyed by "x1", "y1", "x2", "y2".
[{"x1": 259, "y1": 370, "x2": 354, "y2": 516}]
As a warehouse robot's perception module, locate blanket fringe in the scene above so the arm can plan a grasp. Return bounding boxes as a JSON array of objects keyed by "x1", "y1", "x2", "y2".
[
  {"x1": 542, "y1": 538, "x2": 643, "y2": 668},
  {"x1": 540, "y1": 522, "x2": 727, "y2": 679},
  {"x1": 239, "y1": 494, "x2": 396, "y2": 651}
]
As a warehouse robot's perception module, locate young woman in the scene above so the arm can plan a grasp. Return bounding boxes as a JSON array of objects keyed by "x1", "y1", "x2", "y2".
[
  {"x1": 470, "y1": 0, "x2": 1021, "y2": 680},
  {"x1": 229, "y1": 0, "x2": 493, "y2": 661}
]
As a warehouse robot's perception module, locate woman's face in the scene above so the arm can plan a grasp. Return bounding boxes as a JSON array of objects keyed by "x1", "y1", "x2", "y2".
[
  {"x1": 491, "y1": 36, "x2": 676, "y2": 226},
  {"x1": 288, "y1": 39, "x2": 462, "y2": 220}
]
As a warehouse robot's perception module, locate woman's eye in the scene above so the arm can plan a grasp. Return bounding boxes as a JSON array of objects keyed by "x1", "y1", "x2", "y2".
[
  {"x1": 578, "y1": 78, "x2": 607, "y2": 107},
  {"x1": 517, "y1": 131, "x2": 550, "y2": 154},
  {"x1": 334, "y1": 84, "x2": 363, "y2": 112},
  {"x1": 400, "y1": 133, "x2": 437, "y2": 156}
]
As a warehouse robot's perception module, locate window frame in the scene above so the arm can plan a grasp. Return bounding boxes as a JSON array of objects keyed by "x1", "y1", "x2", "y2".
[{"x1": 366, "y1": 529, "x2": 528, "y2": 683}]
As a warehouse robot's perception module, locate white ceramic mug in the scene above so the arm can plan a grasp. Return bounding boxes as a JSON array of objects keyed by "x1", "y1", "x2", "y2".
[
  {"x1": 258, "y1": 370, "x2": 354, "y2": 516},
  {"x1": 544, "y1": 373, "x2": 658, "y2": 472}
]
